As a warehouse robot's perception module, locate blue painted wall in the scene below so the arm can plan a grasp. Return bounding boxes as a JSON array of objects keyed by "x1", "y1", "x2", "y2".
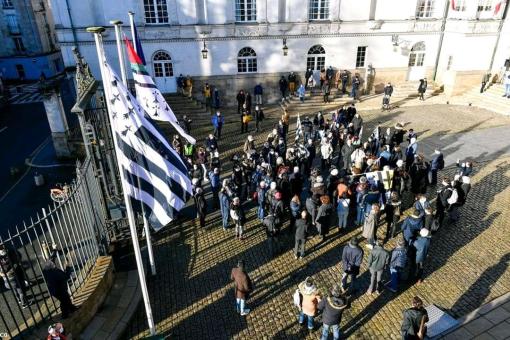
[{"x1": 0, "y1": 51, "x2": 63, "y2": 80}]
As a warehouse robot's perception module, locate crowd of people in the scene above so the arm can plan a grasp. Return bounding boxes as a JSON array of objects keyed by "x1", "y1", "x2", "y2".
[{"x1": 169, "y1": 81, "x2": 475, "y2": 338}]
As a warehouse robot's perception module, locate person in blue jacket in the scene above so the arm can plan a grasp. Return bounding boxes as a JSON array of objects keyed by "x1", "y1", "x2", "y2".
[
  {"x1": 212, "y1": 111, "x2": 225, "y2": 139},
  {"x1": 412, "y1": 228, "x2": 431, "y2": 284},
  {"x1": 429, "y1": 149, "x2": 444, "y2": 185},
  {"x1": 401, "y1": 209, "x2": 423, "y2": 245}
]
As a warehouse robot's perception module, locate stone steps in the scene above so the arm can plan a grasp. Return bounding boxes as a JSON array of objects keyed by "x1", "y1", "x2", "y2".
[{"x1": 449, "y1": 83, "x2": 510, "y2": 115}]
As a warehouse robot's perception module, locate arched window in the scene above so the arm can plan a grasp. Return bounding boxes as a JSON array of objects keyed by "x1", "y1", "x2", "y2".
[
  {"x1": 408, "y1": 42, "x2": 426, "y2": 67},
  {"x1": 237, "y1": 47, "x2": 257, "y2": 73},
  {"x1": 152, "y1": 51, "x2": 173, "y2": 78},
  {"x1": 307, "y1": 45, "x2": 326, "y2": 71}
]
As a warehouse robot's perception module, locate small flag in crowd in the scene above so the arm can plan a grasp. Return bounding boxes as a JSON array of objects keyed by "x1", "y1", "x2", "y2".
[
  {"x1": 125, "y1": 38, "x2": 196, "y2": 144},
  {"x1": 295, "y1": 113, "x2": 302, "y2": 141},
  {"x1": 494, "y1": 0, "x2": 506, "y2": 15},
  {"x1": 102, "y1": 60, "x2": 192, "y2": 231}
]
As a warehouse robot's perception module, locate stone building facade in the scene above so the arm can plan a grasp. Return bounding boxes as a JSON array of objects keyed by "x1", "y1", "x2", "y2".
[
  {"x1": 0, "y1": 0, "x2": 63, "y2": 80},
  {"x1": 50, "y1": 0, "x2": 510, "y2": 102}
]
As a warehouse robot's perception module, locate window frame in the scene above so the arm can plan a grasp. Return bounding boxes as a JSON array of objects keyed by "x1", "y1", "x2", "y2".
[
  {"x1": 6, "y1": 13, "x2": 20, "y2": 34},
  {"x1": 13, "y1": 37, "x2": 25, "y2": 53},
  {"x1": 477, "y1": 0, "x2": 492, "y2": 11},
  {"x1": 152, "y1": 51, "x2": 174, "y2": 78},
  {"x1": 308, "y1": 0, "x2": 330, "y2": 21},
  {"x1": 453, "y1": 0, "x2": 467, "y2": 11},
  {"x1": 235, "y1": 0, "x2": 257, "y2": 23},
  {"x1": 307, "y1": 45, "x2": 326, "y2": 71},
  {"x1": 355, "y1": 46, "x2": 367, "y2": 68},
  {"x1": 237, "y1": 47, "x2": 258, "y2": 73},
  {"x1": 144, "y1": 0, "x2": 169, "y2": 24},
  {"x1": 416, "y1": 0, "x2": 435, "y2": 18},
  {"x1": 2, "y1": 0, "x2": 13, "y2": 9}
]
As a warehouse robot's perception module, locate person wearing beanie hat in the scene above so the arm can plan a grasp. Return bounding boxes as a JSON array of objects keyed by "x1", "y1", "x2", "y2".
[
  {"x1": 412, "y1": 229, "x2": 431, "y2": 284},
  {"x1": 297, "y1": 276, "x2": 321, "y2": 330},
  {"x1": 341, "y1": 237, "x2": 364, "y2": 293},
  {"x1": 231, "y1": 259, "x2": 253, "y2": 316},
  {"x1": 317, "y1": 284, "x2": 347, "y2": 339},
  {"x1": 386, "y1": 238, "x2": 407, "y2": 293}
]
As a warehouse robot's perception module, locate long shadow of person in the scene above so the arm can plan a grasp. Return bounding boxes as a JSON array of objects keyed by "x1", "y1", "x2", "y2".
[{"x1": 449, "y1": 253, "x2": 510, "y2": 317}]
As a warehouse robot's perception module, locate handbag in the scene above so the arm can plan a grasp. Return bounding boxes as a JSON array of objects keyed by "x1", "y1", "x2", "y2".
[{"x1": 243, "y1": 115, "x2": 252, "y2": 123}]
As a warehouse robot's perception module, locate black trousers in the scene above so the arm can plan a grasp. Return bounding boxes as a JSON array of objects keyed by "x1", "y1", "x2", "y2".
[{"x1": 54, "y1": 292, "x2": 75, "y2": 318}]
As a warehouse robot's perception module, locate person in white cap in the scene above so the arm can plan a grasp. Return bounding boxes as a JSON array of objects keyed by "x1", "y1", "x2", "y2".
[
  {"x1": 243, "y1": 135, "x2": 256, "y2": 155},
  {"x1": 412, "y1": 228, "x2": 431, "y2": 284},
  {"x1": 429, "y1": 149, "x2": 444, "y2": 185}
]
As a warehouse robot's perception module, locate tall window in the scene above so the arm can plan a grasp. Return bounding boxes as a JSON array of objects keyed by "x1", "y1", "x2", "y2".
[
  {"x1": 477, "y1": 0, "x2": 492, "y2": 11},
  {"x1": 2, "y1": 0, "x2": 13, "y2": 8},
  {"x1": 356, "y1": 46, "x2": 367, "y2": 68},
  {"x1": 144, "y1": 0, "x2": 168, "y2": 24},
  {"x1": 153, "y1": 51, "x2": 173, "y2": 77},
  {"x1": 237, "y1": 47, "x2": 257, "y2": 73},
  {"x1": 13, "y1": 37, "x2": 25, "y2": 53},
  {"x1": 309, "y1": 0, "x2": 329, "y2": 20},
  {"x1": 453, "y1": 0, "x2": 467, "y2": 11},
  {"x1": 235, "y1": 0, "x2": 257, "y2": 22},
  {"x1": 446, "y1": 56, "x2": 453, "y2": 71},
  {"x1": 408, "y1": 42, "x2": 426, "y2": 67},
  {"x1": 416, "y1": 0, "x2": 435, "y2": 17},
  {"x1": 306, "y1": 45, "x2": 326, "y2": 71},
  {"x1": 6, "y1": 14, "x2": 20, "y2": 34}
]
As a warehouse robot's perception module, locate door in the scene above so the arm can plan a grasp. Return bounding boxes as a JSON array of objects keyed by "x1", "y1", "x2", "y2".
[
  {"x1": 306, "y1": 45, "x2": 326, "y2": 71},
  {"x1": 152, "y1": 50, "x2": 176, "y2": 93},
  {"x1": 407, "y1": 42, "x2": 426, "y2": 81}
]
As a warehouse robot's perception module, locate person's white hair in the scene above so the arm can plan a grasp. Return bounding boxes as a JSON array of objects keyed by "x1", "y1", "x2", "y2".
[
  {"x1": 294, "y1": 166, "x2": 299, "y2": 173},
  {"x1": 248, "y1": 135, "x2": 253, "y2": 141},
  {"x1": 420, "y1": 228, "x2": 430, "y2": 237},
  {"x1": 276, "y1": 157, "x2": 284, "y2": 165},
  {"x1": 260, "y1": 181, "x2": 266, "y2": 187},
  {"x1": 396, "y1": 159, "x2": 404, "y2": 168},
  {"x1": 270, "y1": 182, "x2": 277, "y2": 190},
  {"x1": 331, "y1": 168, "x2": 339, "y2": 176},
  {"x1": 316, "y1": 176, "x2": 323, "y2": 183}
]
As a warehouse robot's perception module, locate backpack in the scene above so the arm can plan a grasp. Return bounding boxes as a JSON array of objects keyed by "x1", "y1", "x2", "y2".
[
  {"x1": 447, "y1": 188, "x2": 458, "y2": 205},
  {"x1": 293, "y1": 288, "x2": 303, "y2": 308}
]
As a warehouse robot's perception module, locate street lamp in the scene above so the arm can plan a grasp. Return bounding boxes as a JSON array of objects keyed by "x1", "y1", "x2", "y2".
[
  {"x1": 201, "y1": 40, "x2": 208, "y2": 59},
  {"x1": 282, "y1": 38, "x2": 289, "y2": 56}
]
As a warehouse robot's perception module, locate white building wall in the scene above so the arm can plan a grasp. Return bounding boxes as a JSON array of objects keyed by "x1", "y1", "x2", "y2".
[{"x1": 50, "y1": 0, "x2": 510, "y2": 97}]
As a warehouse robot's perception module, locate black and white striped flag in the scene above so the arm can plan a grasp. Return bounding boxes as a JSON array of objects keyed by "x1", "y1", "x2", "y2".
[{"x1": 103, "y1": 61, "x2": 192, "y2": 231}]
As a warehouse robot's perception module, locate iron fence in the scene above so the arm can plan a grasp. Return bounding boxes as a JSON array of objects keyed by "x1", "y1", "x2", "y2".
[{"x1": 0, "y1": 157, "x2": 109, "y2": 338}]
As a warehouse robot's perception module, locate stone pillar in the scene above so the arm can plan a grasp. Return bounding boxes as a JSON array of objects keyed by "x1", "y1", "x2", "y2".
[{"x1": 42, "y1": 86, "x2": 71, "y2": 158}]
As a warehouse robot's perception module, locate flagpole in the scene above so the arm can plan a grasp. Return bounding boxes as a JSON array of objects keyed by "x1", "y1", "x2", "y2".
[
  {"x1": 128, "y1": 11, "x2": 137, "y2": 54},
  {"x1": 110, "y1": 20, "x2": 128, "y2": 87},
  {"x1": 111, "y1": 19, "x2": 157, "y2": 276},
  {"x1": 86, "y1": 26, "x2": 157, "y2": 336}
]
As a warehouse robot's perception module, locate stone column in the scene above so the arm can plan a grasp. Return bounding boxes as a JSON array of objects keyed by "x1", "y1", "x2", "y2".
[{"x1": 42, "y1": 85, "x2": 71, "y2": 158}]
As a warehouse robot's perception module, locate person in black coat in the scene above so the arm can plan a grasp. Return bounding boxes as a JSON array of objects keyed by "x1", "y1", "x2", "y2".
[
  {"x1": 42, "y1": 256, "x2": 77, "y2": 318},
  {"x1": 409, "y1": 155, "x2": 429, "y2": 195},
  {"x1": 318, "y1": 285, "x2": 348, "y2": 339},
  {"x1": 279, "y1": 76, "x2": 288, "y2": 99},
  {"x1": 236, "y1": 90, "x2": 246, "y2": 114},
  {"x1": 294, "y1": 211, "x2": 309, "y2": 259},
  {"x1": 401, "y1": 296, "x2": 429, "y2": 340},
  {"x1": 194, "y1": 187, "x2": 208, "y2": 228}
]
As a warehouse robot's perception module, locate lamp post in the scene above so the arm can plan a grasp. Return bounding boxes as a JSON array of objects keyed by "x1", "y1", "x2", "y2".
[
  {"x1": 282, "y1": 38, "x2": 289, "y2": 56},
  {"x1": 201, "y1": 40, "x2": 208, "y2": 59}
]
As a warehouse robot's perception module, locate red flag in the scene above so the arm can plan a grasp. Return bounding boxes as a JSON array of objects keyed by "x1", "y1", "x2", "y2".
[
  {"x1": 494, "y1": 1, "x2": 506, "y2": 15},
  {"x1": 451, "y1": 0, "x2": 456, "y2": 10},
  {"x1": 124, "y1": 38, "x2": 143, "y2": 65}
]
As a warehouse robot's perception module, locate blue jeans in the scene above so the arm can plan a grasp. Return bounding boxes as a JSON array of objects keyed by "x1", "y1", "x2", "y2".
[
  {"x1": 351, "y1": 87, "x2": 357, "y2": 98},
  {"x1": 220, "y1": 203, "x2": 229, "y2": 229},
  {"x1": 338, "y1": 212, "x2": 348, "y2": 229},
  {"x1": 505, "y1": 83, "x2": 510, "y2": 96},
  {"x1": 236, "y1": 298, "x2": 246, "y2": 313},
  {"x1": 258, "y1": 205, "x2": 265, "y2": 221},
  {"x1": 389, "y1": 267, "x2": 402, "y2": 291},
  {"x1": 356, "y1": 205, "x2": 365, "y2": 225},
  {"x1": 299, "y1": 312, "x2": 314, "y2": 329},
  {"x1": 321, "y1": 324, "x2": 341, "y2": 340}
]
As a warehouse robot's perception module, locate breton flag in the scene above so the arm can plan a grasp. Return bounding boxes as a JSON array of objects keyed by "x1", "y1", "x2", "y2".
[
  {"x1": 295, "y1": 113, "x2": 302, "y2": 141},
  {"x1": 124, "y1": 38, "x2": 196, "y2": 144},
  {"x1": 102, "y1": 60, "x2": 192, "y2": 231}
]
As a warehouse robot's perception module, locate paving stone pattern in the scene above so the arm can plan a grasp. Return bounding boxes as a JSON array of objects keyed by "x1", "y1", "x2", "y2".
[{"x1": 125, "y1": 99, "x2": 510, "y2": 339}]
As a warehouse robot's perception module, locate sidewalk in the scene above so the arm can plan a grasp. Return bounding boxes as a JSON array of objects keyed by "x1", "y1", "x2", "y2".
[
  {"x1": 440, "y1": 292, "x2": 510, "y2": 339},
  {"x1": 81, "y1": 270, "x2": 141, "y2": 339}
]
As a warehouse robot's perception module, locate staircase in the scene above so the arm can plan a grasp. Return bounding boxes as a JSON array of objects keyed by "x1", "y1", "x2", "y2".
[{"x1": 447, "y1": 83, "x2": 510, "y2": 116}]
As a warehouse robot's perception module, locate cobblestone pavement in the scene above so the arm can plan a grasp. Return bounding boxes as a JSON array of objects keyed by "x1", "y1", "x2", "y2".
[{"x1": 126, "y1": 103, "x2": 510, "y2": 339}]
